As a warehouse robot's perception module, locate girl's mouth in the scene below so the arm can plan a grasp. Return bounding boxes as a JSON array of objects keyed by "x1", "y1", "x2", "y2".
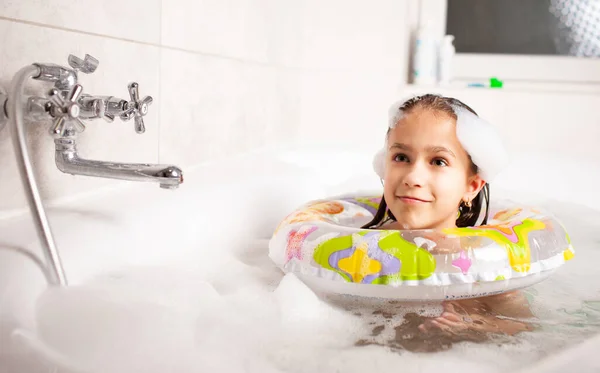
[{"x1": 398, "y1": 196, "x2": 430, "y2": 204}]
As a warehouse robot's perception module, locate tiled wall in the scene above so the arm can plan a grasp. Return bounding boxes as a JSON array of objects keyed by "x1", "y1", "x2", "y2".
[
  {"x1": 0, "y1": 1, "x2": 409, "y2": 216},
  {"x1": 295, "y1": 0, "x2": 410, "y2": 149},
  {"x1": 3, "y1": 1, "x2": 598, "y2": 218}
]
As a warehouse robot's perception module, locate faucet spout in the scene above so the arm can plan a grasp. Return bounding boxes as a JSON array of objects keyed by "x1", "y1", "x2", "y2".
[{"x1": 55, "y1": 137, "x2": 183, "y2": 189}]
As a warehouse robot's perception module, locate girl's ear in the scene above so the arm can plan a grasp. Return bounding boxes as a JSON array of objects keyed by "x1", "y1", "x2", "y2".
[{"x1": 464, "y1": 175, "x2": 486, "y2": 202}]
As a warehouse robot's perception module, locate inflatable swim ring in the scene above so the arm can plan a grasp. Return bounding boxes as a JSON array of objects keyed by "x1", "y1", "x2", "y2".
[{"x1": 269, "y1": 194, "x2": 575, "y2": 300}]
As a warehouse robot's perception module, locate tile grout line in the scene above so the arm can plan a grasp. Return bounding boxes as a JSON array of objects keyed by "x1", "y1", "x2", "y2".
[
  {"x1": 0, "y1": 15, "x2": 160, "y2": 48},
  {"x1": 0, "y1": 15, "x2": 302, "y2": 71},
  {"x1": 0, "y1": 15, "x2": 392, "y2": 75}
]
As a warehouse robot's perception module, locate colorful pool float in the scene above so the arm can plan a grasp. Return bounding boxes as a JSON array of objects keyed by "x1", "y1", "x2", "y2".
[{"x1": 269, "y1": 194, "x2": 575, "y2": 300}]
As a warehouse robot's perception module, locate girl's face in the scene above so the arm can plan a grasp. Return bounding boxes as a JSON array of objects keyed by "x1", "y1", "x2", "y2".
[{"x1": 383, "y1": 107, "x2": 485, "y2": 230}]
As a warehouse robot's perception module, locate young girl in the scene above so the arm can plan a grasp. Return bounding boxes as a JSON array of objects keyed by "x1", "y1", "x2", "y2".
[{"x1": 362, "y1": 94, "x2": 533, "y2": 340}]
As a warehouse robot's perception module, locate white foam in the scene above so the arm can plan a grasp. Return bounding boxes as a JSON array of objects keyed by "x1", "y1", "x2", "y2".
[
  {"x1": 274, "y1": 273, "x2": 325, "y2": 324},
  {"x1": 387, "y1": 99, "x2": 407, "y2": 128},
  {"x1": 453, "y1": 105, "x2": 509, "y2": 182}
]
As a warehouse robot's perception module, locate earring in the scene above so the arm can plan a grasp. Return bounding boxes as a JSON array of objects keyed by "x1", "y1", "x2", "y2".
[
  {"x1": 464, "y1": 199, "x2": 472, "y2": 208},
  {"x1": 456, "y1": 210, "x2": 461, "y2": 219}
]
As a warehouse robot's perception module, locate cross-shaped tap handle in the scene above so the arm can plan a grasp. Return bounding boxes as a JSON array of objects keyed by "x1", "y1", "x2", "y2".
[
  {"x1": 121, "y1": 82, "x2": 153, "y2": 134},
  {"x1": 48, "y1": 84, "x2": 86, "y2": 137}
]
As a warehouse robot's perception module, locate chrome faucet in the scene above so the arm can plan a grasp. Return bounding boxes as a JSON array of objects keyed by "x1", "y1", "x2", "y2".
[
  {"x1": 17, "y1": 54, "x2": 183, "y2": 189},
  {"x1": 0, "y1": 53, "x2": 184, "y2": 286}
]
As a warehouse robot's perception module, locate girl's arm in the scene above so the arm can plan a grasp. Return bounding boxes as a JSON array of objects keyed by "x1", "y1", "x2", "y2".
[{"x1": 419, "y1": 291, "x2": 535, "y2": 336}]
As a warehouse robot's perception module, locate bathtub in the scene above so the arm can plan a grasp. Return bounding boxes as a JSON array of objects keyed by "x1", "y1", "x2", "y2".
[{"x1": 0, "y1": 145, "x2": 598, "y2": 373}]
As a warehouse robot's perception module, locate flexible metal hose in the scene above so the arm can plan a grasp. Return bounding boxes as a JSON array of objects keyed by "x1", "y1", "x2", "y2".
[{"x1": 8, "y1": 65, "x2": 67, "y2": 286}]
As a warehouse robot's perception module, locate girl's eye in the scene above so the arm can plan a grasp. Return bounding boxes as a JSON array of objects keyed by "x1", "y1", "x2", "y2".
[
  {"x1": 432, "y1": 158, "x2": 448, "y2": 167},
  {"x1": 393, "y1": 153, "x2": 409, "y2": 162}
]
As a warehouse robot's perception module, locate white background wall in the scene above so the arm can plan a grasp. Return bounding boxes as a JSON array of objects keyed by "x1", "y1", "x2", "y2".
[
  {"x1": 0, "y1": 0, "x2": 408, "y2": 217},
  {"x1": 1, "y1": 0, "x2": 599, "y2": 217}
]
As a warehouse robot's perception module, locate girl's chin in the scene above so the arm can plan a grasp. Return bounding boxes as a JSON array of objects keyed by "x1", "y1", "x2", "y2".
[{"x1": 387, "y1": 220, "x2": 426, "y2": 230}]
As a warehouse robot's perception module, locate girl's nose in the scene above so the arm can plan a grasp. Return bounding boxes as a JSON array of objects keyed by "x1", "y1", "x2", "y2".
[{"x1": 402, "y1": 162, "x2": 427, "y2": 188}]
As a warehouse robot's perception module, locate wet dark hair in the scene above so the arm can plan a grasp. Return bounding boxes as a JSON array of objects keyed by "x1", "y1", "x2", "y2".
[{"x1": 362, "y1": 94, "x2": 491, "y2": 229}]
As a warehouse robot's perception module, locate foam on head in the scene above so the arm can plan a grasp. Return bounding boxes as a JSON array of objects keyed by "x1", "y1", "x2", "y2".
[
  {"x1": 373, "y1": 96, "x2": 509, "y2": 183},
  {"x1": 388, "y1": 99, "x2": 407, "y2": 129},
  {"x1": 450, "y1": 104, "x2": 509, "y2": 182}
]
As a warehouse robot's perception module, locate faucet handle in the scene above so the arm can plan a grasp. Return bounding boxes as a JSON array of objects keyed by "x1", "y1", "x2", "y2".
[
  {"x1": 48, "y1": 84, "x2": 86, "y2": 136},
  {"x1": 121, "y1": 82, "x2": 153, "y2": 134},
  {"x1": 68, "y1": 54, "x2": 99, "y2": 75}
]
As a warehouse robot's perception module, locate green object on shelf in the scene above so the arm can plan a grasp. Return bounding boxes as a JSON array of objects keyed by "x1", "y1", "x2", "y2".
[{"x1": 490, "y1": 77, "x2": 503, "y2": 88}]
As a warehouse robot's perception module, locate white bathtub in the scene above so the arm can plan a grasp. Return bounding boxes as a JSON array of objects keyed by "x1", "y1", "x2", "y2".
[{"x1": 0, "y1": 146, "x2": 598, "y2": 373}]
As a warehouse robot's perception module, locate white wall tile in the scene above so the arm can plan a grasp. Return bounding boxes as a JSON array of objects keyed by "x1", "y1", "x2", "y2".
[
  {"x1": 239, "y1": 65, "x2": 301, "y2": 148},
  {"x1": 503, "y1": 92, "x2": 600, "y2": 157},
  {"x1": 159, "y1": 49, "x2": 301, "y2": 168},
  {"x1": 265, "y1": 67, "x2": 302, "y2": 144},
  {"x1": 296, "y1": 69, "x2": 402, "y2": 150},
  {"x1": 159, "y1": 50, "x2": 246, "y2": 167},
  {"x1": 299, "y1": 0, "x2": 409, "y2": 71},
  {"x1": 161, "y1": 0, "x2": 271, "y2": 63},
  {"x1": 0, "y1": 20, "x2": 160, "y2": 213},
  {"x1": 0, "y1": 0, "x2": 161, "y2": 44},
  {"x1": 237, "y1": 64, "x2": 275, "y2": 149},
  {"x1": 263, "y1": 0, "x2": 305, "y2": 67}
]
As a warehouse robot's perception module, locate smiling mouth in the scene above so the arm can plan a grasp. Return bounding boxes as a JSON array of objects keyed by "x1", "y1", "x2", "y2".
[{"x1": 397, "y1": 196, "x2": 431, "y2": 203}]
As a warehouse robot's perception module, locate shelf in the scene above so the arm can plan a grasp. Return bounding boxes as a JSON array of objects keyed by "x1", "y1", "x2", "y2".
[{"x1": 402, "y1": 81, "x2": 600, "y2": 96}]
